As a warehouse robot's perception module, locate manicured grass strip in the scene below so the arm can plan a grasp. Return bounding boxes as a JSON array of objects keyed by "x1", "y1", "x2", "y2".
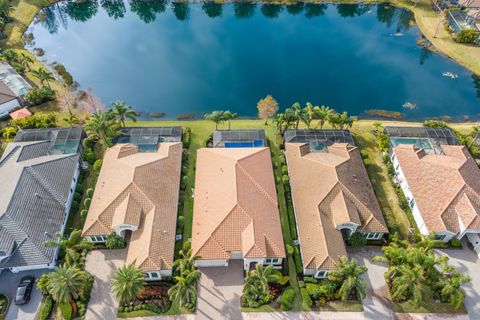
[{"x1": 241, "y1": 304, "x2": 278, "y2": 312}]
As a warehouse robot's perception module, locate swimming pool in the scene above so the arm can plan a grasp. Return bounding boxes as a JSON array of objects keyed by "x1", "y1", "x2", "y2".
[
  {"x1": 224, "y1": 140, "x2": 264, "y2": 148},
  {"x1": 390, "y1": 137, "x2": 433, "y2": 150}
]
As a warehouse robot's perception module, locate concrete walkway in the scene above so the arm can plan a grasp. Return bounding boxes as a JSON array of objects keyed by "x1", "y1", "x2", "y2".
[{"x1": 85, "y1": 249, "x2": 127, "y2": 320}]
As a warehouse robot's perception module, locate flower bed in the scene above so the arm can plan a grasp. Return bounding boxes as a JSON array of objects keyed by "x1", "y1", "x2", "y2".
[{"x1": 118, "y1": 285, "x2": 172, "y2": 314}]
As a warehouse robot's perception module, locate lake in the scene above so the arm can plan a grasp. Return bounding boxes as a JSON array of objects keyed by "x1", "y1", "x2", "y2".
[{"x1": 27, "y1": 1, "x2": 480, "y2": 120}]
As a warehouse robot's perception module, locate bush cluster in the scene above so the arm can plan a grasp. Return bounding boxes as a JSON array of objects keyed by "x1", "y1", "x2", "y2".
[
  {"x1": 59, "y1": 302, "x2": 73, "y2": 320},
  {"x1": 25, "y1": 87, "x2": 56, "y2": 105},
  {"x1": 278, "y1": 286, "x2": 295, "y2": 311},
  {"x1": 348, "y1": 232, "x2": 368, "y2": 247},
  {"x1": 454, "y1": 29, "x2": 479, "y2": 44},
  {"x1": 105, "y1": 233, "x2": 126, "y2": 249},
  {"x1": 38, "y1": 296, "x2": 53, "y2": 320},
  {"x1": 301, "y1": 287, "x2": 313, "y2": 308}
]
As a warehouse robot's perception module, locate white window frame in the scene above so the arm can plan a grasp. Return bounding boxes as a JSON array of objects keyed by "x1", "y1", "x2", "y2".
[
  {"x1": 366, "y1": 232, "x2": 382, "y2": 240},
  {"x1": 435, "y1": 234, "x2": 447, "y2": 241},
  {"x1": 265, "y1": 258, "x2": 279, "y2": 264},
  {"x1": 90, "y1": 235, "x2": 108, "y2": 243},
  {"x1": 316, "y1": 270, "x2": 328, "y2": 278}
]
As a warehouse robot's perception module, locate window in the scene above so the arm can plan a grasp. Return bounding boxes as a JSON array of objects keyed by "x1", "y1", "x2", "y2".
[
  {"x1": 90, "y1": 235, "x2": 107, "y2": 243},
  {"x1": 435, "y1": 234, "x2": 447, "y2": 241},
  {"x1": 265, "y1": 258, "x2": 279, "y2": 264},
  {"x1": 316, "y1": 270, "x2": 327, "y2": 278},
  {"x1": 150, "y1": 272, "x2": 159, "y2": 279},
  {"x1": 366, "y1": 233, "x2": 382, "y2": 240},
  {"x1": 408, "y1": 198, "x2": 416, "y2": 209}
]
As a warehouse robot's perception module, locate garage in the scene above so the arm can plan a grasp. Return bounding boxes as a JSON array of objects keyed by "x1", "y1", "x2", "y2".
[{"x1": 195, "y1": 259, "x2": 228, "y2": 267}]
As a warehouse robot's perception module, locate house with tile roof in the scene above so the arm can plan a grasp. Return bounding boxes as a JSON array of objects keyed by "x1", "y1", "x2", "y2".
[
  {"x1": 192, "y1": 145, "x2": 285, "y2": 270},
  {"x1": 0, "y1": 128, "x2": 82, "y2": 273},
  {"x1": 391, "y1": 141, "x2": 480, "y2": 242},
  {"x1": 284, "y1": 130, "x2": 388, "y2": 278},
  {"x1": 82, "y1": 141, "x2": 182, "y2": 280},
  {"x1": 0, "y1": 61, "x2": 31, "y2": 118}
]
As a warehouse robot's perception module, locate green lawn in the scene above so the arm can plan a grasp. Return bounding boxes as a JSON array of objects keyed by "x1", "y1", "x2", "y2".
[
  {"x1": 117, "y1": 310, "x2": 159, "y2": 318},
  {"x1": 241, "y1": 304, "x2": 278, "y2": 312},
  {"x1": 304, "y1": 300, "x2": 364, "y2": 312}
]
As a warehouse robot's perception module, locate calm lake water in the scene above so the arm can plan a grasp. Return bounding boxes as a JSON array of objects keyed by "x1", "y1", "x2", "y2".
[{"x1": 28, "y1": 1, "x2": 480, "y2": 119}]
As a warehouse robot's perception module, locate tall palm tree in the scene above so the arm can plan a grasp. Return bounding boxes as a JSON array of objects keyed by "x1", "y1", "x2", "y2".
[
  {"x1": 223, "y1": 110, "x2": 238, "y2": 130},
  {"x1": 84, "y1": 110, "x2": 120, "y2": 147},
  {"x1": 111, "y1": 101, "x2": 137, "y2": 127},
  {"x1": 315, "y1": 105, "x2": 334, "y2": 129},
  {"x1": 44, "y1": 229, "x2": 93, "y2": 267},
  {"x1": 328, "y1": 256, "x2": 368, "y2": 301},
  {"x1": 204, "y1": 111, "x2": 225, "y2": 130},
  {"x1": 327, "y1": 112, "x2": 341, "y2": 129},
  {"x1": 111, "y1": 264, "x2": 146, "y2": 304},
  {"x1": 168, "y1": 269, "x2": 201, "y2": 310},
  {"x1": 47, "y1": 265, "x2": 87, "y2": 304},
  {"x1": 32, "y1": 68, "x2": 55, "y2": 87},
  {"x1": 291, "y1": 102, "x2": 304, "y2": 129},
  {"x1": 390, "y1": 264, "x2": 429, "y2": 306},
  {"x1": 302, "y1": 102, "x2": 316, "y2": 129}
]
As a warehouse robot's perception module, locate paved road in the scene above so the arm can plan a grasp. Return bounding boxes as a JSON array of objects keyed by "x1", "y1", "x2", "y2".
[
  {"x1": 0, "y1": 269, "x2": 49, "y2": 320},
  {"x1": 85, "y1": 249, "x2": 127, "y2": 320}
]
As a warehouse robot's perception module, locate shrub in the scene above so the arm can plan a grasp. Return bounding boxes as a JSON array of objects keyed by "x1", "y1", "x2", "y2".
[
  {"x1": 39, "y1": 296, "x2": 53, "y2": 320},
  {"x1": 80, "y1": 209, "x2": 88, "y2": 219},
  {"x1": 279, "y1": 287, "x2": 295, "y2": 311},
  {"x1": 303, "y1": 277, "x2": 317, "y2": 284},
  {"x1": 376, "y1": 132, "x2": 390, "y2": 152},
  {"x1": 348, "y1": 232, "x2": 367, "y2": 247},
  {"x1": 93, "y1": 159, "x2": 103, "y2": 171},
  {"x1": 382, "y1": 153, "x2": 391, "y2": 165},
  {"x1": 105, "y1": 233, "x2": 126, "y2": 249},
  {"x1": 84, "y1": 198, "x2": 92, "y2": 208},
  {"x1": 293, "y1": 246, "x2": 303, "y2": 274},
  {"x1": 286, "y1": 244, "x2": 294, "y2": 256},
  {"x1": 301, "y1": 287, "x2": 313, "y2": 308},
  {"x1": 25, "y1": 87, "x2": 56, "y2": 105},
  {"x1": 59, "y1": 302, "x2": 72, "y2": 320},
  {"x1": 450, "y1": 238, "x2": 462, "y2": 248},
  {"x1": 73, "y1": 192, "x2": 82, "y2": 202},
  {"x1": 282, "y1": 175, "x2": 289, "y2": 184},
  {"x1": 77, "y1": 301, "x2": 86, "y2": 317},
  {"x1": 360, "y1": 149, "x2": 369, "y2": 160},
  {"x1": 86, "y1": 188, "x2": 94, "y2": 197},
  {"x1": 84, "y1": 148, "x2": 96, "y2": 165},
  {"x1": 306, "y1": 283, "x2": 323, "y2": 300},
  {"x1": 412, "y1": 230, "x2": 423, "y2": 243},
  {"x1": 83, "y1": 135, "x2": 98, "y2": 149},
  {"x1": 423, "y1": 120, "x2": 448, "y2": 128},
  {"x1": 454, "y1": 29, "x2": 479, "y2": 44},
  {"x1": 10, "y1": 113, "x2": 56, "y2": 129},
  {"x1": 177, "y1": 215, "x2": 185, "y2": 231},
  {"x1": 281, "y1": 165, "x2": 288, "y2": 174}
]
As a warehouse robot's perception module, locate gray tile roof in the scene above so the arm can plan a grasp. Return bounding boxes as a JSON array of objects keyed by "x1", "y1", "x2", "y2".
[{"x1": 0, "y1": 139, "x2": 80, "y2": 269}]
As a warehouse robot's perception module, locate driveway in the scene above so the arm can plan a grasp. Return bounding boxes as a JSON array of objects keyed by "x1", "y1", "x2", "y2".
[
  {"x1": 0, "y1": 268, "x2": 49, "y2": 320},
  {"x1": 85, "y1": 249, "x2": 127, "y2": 320},
  {"x1": 434, "y1": 244, "x2": 480, "y2": 319},
  {"x1": 196, "y1": 260, "x2": 244, "y2": 320},
  {"x1": 348, "y1": 246, "x2": 394, "y2": 320}
]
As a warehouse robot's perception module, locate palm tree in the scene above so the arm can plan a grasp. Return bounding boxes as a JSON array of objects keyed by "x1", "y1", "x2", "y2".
[
  {"x1": 204, "y1": 111, "x2": 225, "y2": 130},
  {"x1": 390, "y1": 264, "x2": 429, "y2": 306},
  {"x1": 173, "y1": 241, "x2": 200, "y2": 276},
  {"x1": 438, "y1": 261, "x2": 470, "y2": 309},
  {"x1": 327, "y1": 112, "x2": 341, "y2": 129},
  {"x1": 468, "y1": 126, "x2": 480, "y2": 149},
  {"x1": 168, "y1": 269, "x2": 201, "y2": 310},
  {"x1": 275, "y1": 113, "x2": 287, "y2": 134},
  {"x1": 111, "y1": 101, "x2": 137, "y2": 127},
  {"x1": 44, "y1": 229, "x2": 93, "y2": 267},
  {"x1": 242, "y1": 264, "x2": 280, "y2": 307},
  {"x1": 47, "y1": 265, "x2": 87, "y2": 304},
  {"x1": 32, "y1": 68, "x2": 55, "y2": 87},
  {"x1": 291, "y1": 102, "x2": 304, "y2": 129},
  {"x1": 84, "y1": 110, "x2": 120, "y2": 147},
  {"x1": 63, "y1": 112, "x2": 80, "y2": 127},
  {"x1": 223, "y1": 110, "x2": 238, "y2": 130},
  {"x1": 315, "y1": 106, "x2": 334, "y2": 129},
  {"x1": 19, "y1": 53, "x2": 33, "y2": 72},
  {"x1": 328, "y1": 256, "x2": 368, "y2": 301},
  {"x1": 302, "y1": 102, "x2": 316, "y2": 129},
  {"x1": 111, "y1": 264, "x2": 146, "y2": 304}
]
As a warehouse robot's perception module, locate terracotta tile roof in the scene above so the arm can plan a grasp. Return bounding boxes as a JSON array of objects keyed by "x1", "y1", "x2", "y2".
[
  {"x1": 394, "y1": 144, "x2": 480, "y2": 234},
  {"x1": 285, "y1": 143, "x2": 388, "y2": 271},
  {"x1": 192, "y1": 147, "x2": 285, "y2": 261},
  {"x1": 82, "y1": 143, "x2": 182, "y2": 272},
  {"x1": 9, "y1": 108, "x2": 31, "y2": 120}
]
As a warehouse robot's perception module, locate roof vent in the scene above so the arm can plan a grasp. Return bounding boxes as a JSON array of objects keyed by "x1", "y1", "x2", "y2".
[{"x1": 35, "y1": 193, "x2": 43, "y2": 199}]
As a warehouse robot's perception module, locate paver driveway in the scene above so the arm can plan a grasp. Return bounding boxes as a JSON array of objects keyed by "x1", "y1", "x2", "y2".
[
  {"x1": 196, "y1": 260, "x2": 244, "y2": 320},
  {"x1": 85, "y1": 248, "x2": 127, "y2": 320}
]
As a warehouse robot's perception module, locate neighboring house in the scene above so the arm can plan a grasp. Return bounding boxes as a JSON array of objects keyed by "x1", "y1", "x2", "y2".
[
  {"x1": 82, "y1": 127, "x2": 183, "y2": 280},
  {"x1": 387, "y1": 126, "x2": 480, "y2": 243},
  {"x1": 192, "y1": 131, "x2": 285, "y2": 270},
  {"x1": 9, "y1": 107, "x2": 31, "y2": 120},
  {"x1": 0, "y1": 127, "x2": 84, "y2": 273},
  {"x1": 0, "y1": 61, "x2": 32, "y2": 118},
  {"x1": 284, "y1": 130, "x2": 388, "y2": 279}
]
